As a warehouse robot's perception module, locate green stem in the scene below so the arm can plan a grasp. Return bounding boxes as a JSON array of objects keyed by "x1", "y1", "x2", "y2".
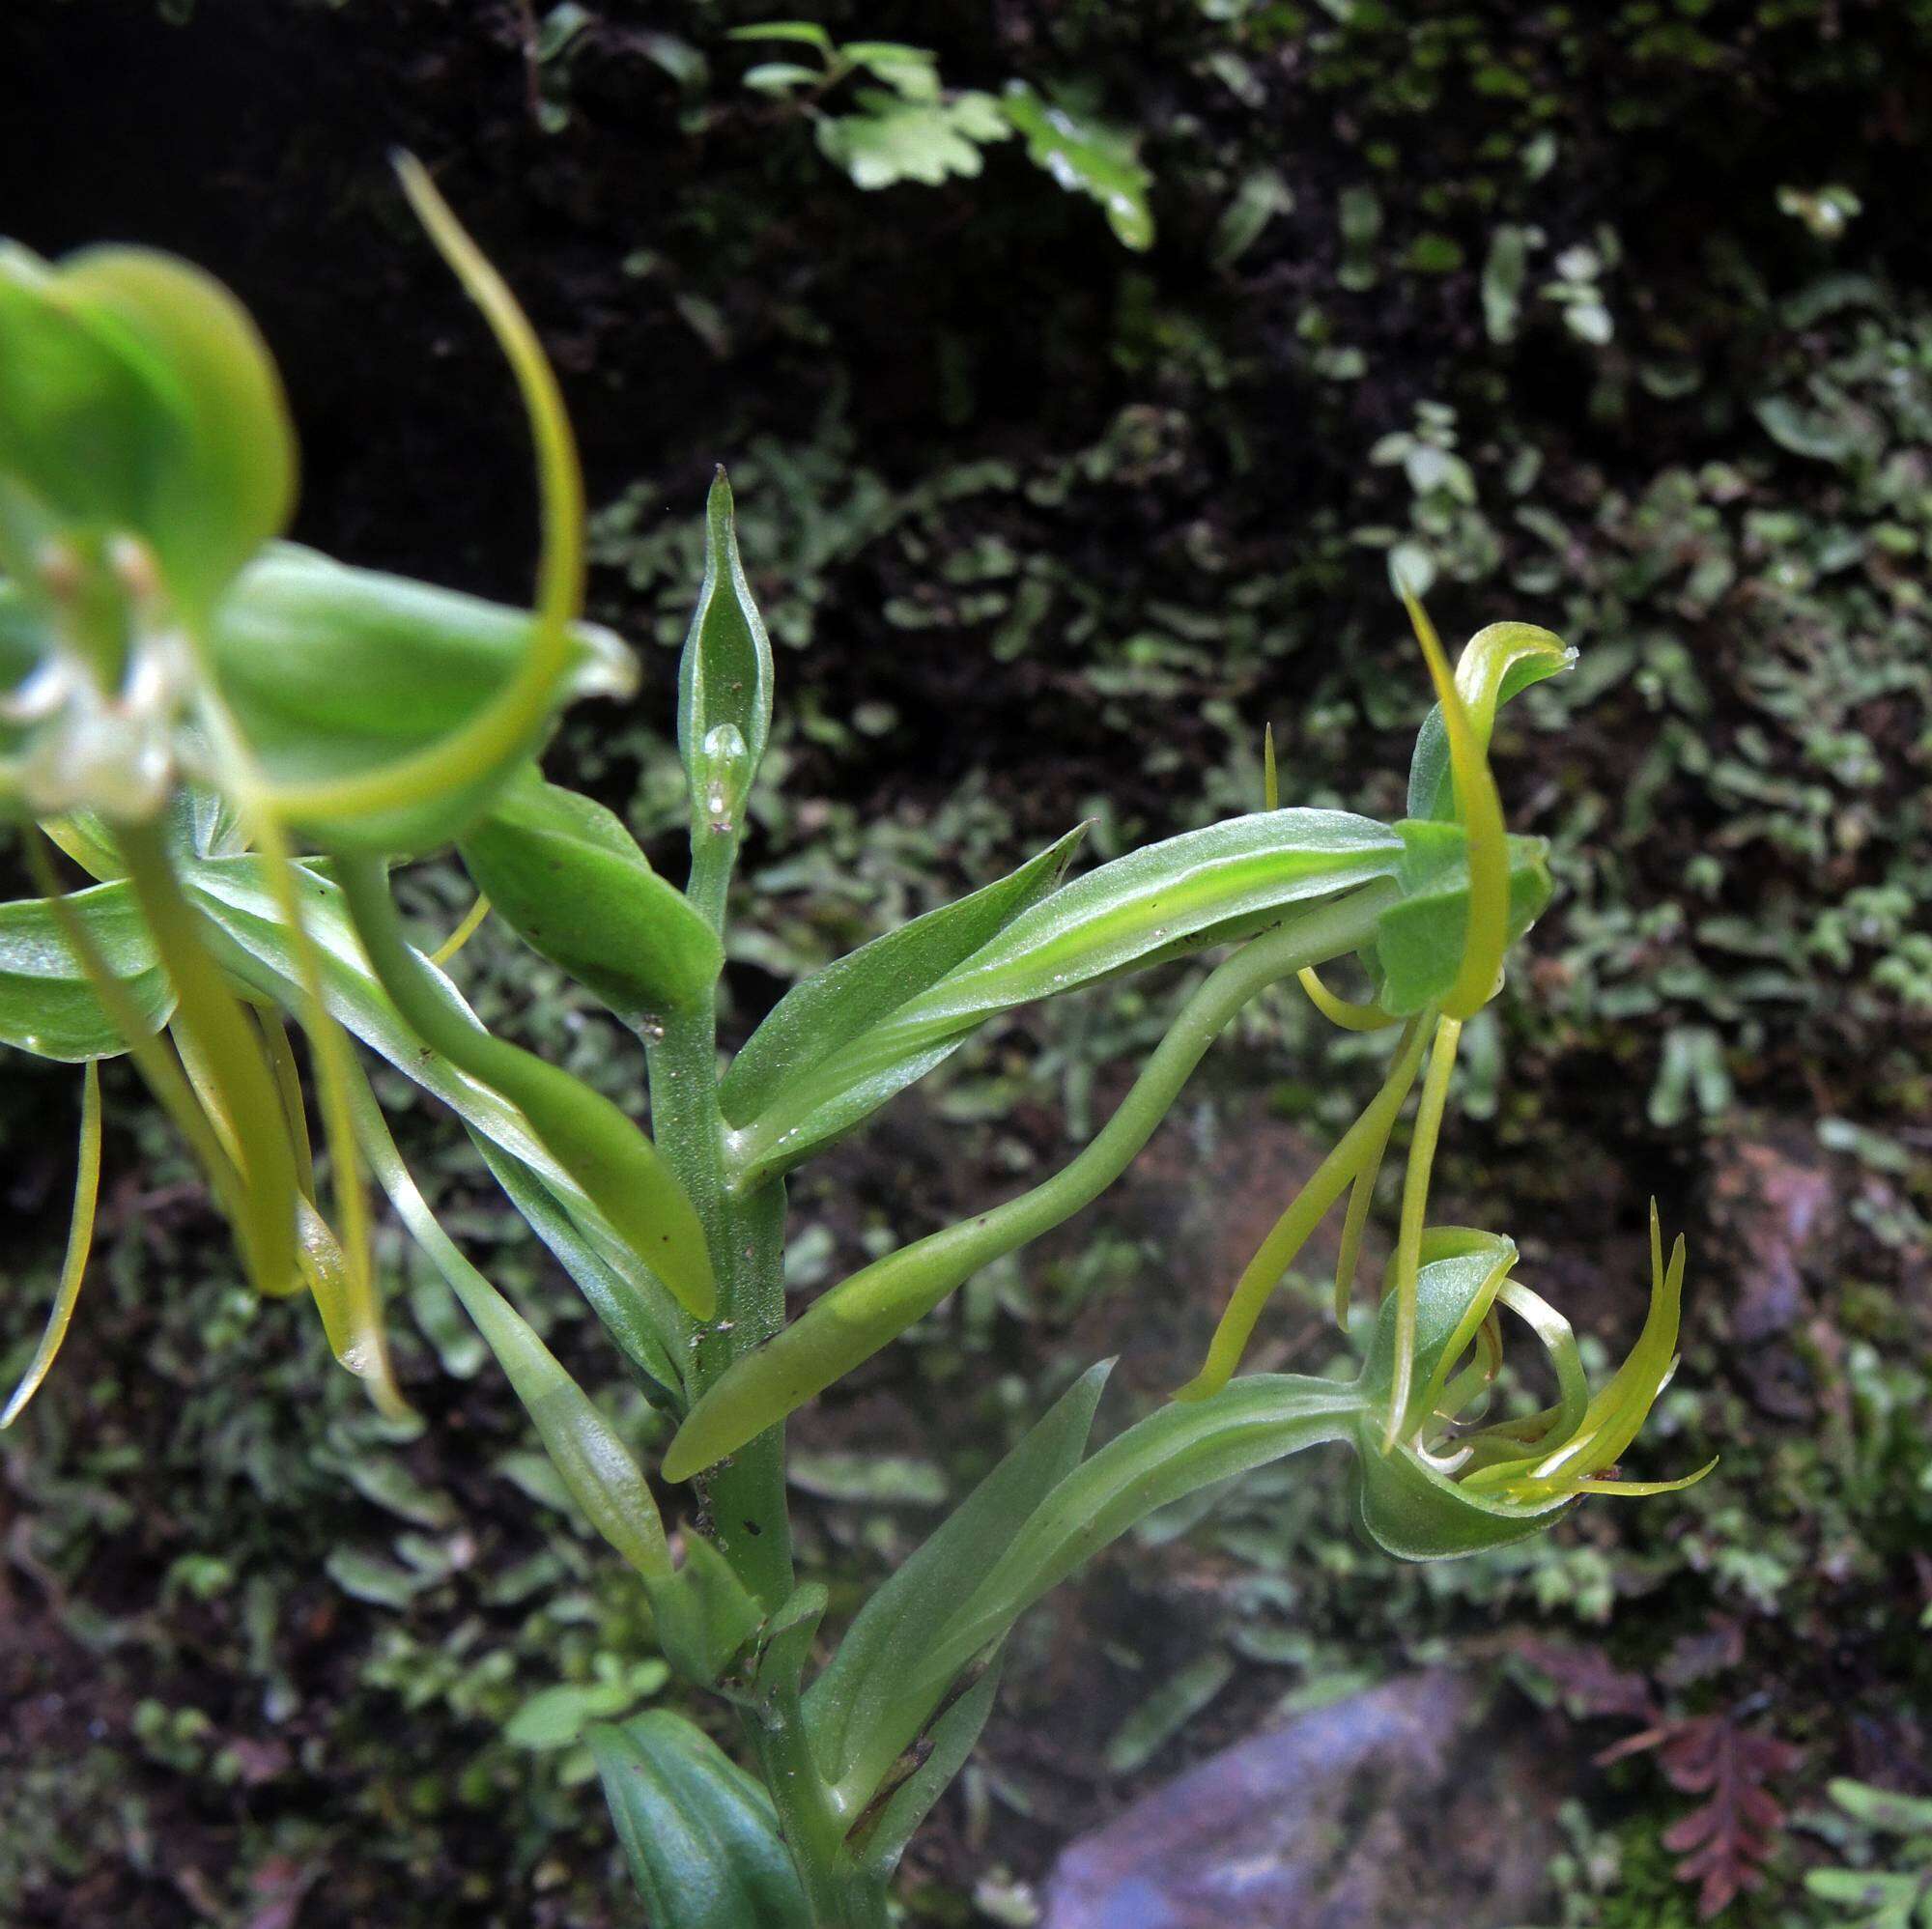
[
  {"x1": 745, "y1": 1691, "x2": 890, "y2": 1929},
  {"x1": 646, "y1": 996, "x2": 796, "y2": 1610},
  {"x1": 683, "y1": 813, "x2": 737, "y2": 931},
  {"x1": 662, "y1": 779, "x2": 877, "y2": 1921},
  {"x1": 651, "y1": 760, "x2": 794, "y2": 1603}
]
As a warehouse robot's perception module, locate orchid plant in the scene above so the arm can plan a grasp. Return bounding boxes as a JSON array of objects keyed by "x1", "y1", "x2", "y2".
[{"x1": 0, "y1": 163, "x2": 1710, "y2": 1926}]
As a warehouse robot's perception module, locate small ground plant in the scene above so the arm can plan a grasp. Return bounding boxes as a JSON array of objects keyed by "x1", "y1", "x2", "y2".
[{"x1": 0, "y1": 166, "x2": 1709, "y2": 1925}]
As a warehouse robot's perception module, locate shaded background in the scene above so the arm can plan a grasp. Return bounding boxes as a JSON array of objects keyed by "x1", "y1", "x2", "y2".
[{"x1": 2, "y1": 2, "x2": 1929, "y2": 1924}]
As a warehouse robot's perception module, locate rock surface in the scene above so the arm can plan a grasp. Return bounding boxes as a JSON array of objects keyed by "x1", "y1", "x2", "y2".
[{"x1": 1044, "y1": 1671, "x2": 1565, "y2": 1929}]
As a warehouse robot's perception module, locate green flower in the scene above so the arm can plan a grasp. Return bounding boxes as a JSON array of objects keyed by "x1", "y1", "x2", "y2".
[{"x1": 1353, "y1": 1210, "x2": 1713, "y2": 1561}]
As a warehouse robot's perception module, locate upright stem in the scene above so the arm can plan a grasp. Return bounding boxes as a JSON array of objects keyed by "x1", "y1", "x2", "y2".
[
  {"x1": 645, "y1": 997, "x2": 795, "y2": 1610},
  {"x1": 650, "y1": 814, "x2": 794, "y2": 1607},
  {"x1": 744, "y1": 1686, "x2": 892, "y2": 1929},
  {"x1": 658, "y1": 816, "x2": 885, "y2": 1924}
]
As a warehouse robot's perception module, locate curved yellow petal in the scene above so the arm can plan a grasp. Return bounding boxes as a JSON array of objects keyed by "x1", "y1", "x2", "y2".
[
  {"x1": 1404, "y1": 590, "x2": 1509, "y2": 1021},
  {"x1": 1, "y1": 1062, "x2": 102, "y2": 1427}
]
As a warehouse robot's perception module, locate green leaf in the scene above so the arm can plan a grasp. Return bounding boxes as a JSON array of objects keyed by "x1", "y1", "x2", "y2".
[
  {"x1": 458, "y1": 765, "x2": 722, "y2": 1021},
  {"x1": 589, "y1": 1711, "x2": 812, "y2": 1929},
  {"x1": 1754, "y1": 393, "x2": 1863, "y2": 465},
  {"x1": 1369, "y1": 823, "x2": 1551, "y2": 1016},
  {"x1": 325, "y1": 1546, "x2": 433, "y2": 1608},
  {"x1": 1481, "y1": 223, "x2": 1533, "y2": 344},
  {"x1": 788, "y1": 1452, "x2": 947, "y2": 1507},
  {"x1": 1212, "y1": 167, "x2": 1294, "y2": 269},
  {"x1": 727, "y1": 21, "x2": 832, "y2": 50},
  {"x1": 728, "y1": 810, "x2": 1402, "y2": 1181},
  {"x1": 1001, "y1": 83, "x2": 1153, "y2": 250},
  {"x1": 815, "y1": 90, "x2": 1010, "y2": 190},
  {"x1": 348, "y1": 1070, "x2": 672, "y2": 1581},
  {"x1": 506, "y1": 1670, "x2": 665, "y2": 1750},
  {"x1": 720, "y1": 822, "x2": 1084, "y2": 1146},
  {"x1": 677, "y1": 470, "x2": 774, "y2": 825},
  {"x1": 1102, "y1": 1650, "x2": 1235, "y2": 1776},
  {"x1": 896, "y1": 810, "x2": 1399, "y2": 1028},
  {"x1": 916, "y1": 1376, "x2": 1363, "y2": 1694},
  {"x1": 742, "y1": 61, "x2": 820, "y2": 94},
  {"x1": 842, "y1": 43, "x2": 941, "y2": 100},
  {"x1": 0, "y1": 877, "x2": 173, "y2": 1061},
  {"x1": 469, "y1": 1133, "x2": 689, "y2": 1400},
  {"x1": 1825, "y1": 1778, "x2": 1932, "y2": 1836},
  {"x1": 806, "y1": 1364, "x2": 1110, "y2": 1813},
  {"x1": 645, "y1": 1535, "x2": 765, "y2": 1688},
  {"x1": 850, "y1": 1660, "x2": 1002, "y2": 1879},
  {"x1": 210, "y1": 542, "x2": 635, "y2": 855},
  {"x1": 336, "y1": 847, "x2": 715, "y2": 1322},
  {"x1": 754, "y1": 1582, "x2": 828, "y2": 1701}
]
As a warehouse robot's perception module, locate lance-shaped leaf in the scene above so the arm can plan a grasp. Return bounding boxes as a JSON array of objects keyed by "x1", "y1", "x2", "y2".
[
  {"x1": 726, "y1": 809, "x2": 1404, "y2": 1183},
  {"x1": 349, "y1": 1066, "x2": 671, "y2": 1581},
  {"x1": 209, "y1": 543, "x2": 635, "y2": 855},
  {"x1": 806, "y1": 1362, "x2": 1111, "y2": 1818},
  {"x1": 336, "y1": 849, "x2": 717, "y2": 1320},
  {"x1": 896, "y1": 809, "x2": 1398, "y2": 1029},
  {"x1": 645, "y1": 1534, "x2": 765, "y2": 1688},
  {"x1": 459, "y1": 765, "x2": 721, "y2": 1022},
  {"x1": 0, "y1": 877, "x2": 172, "y2": 1060},
  {"x1": 678, "y1": 469, "x2": 773, "y2": 821},
  {"x1": 911, "y1": 1376, "x2": 1365, "y2": 1697},
  {"x1": 469, "y1": 1132, "x2": 689, "y2": 1401},
  {"x1": 720, "y1": 823, "x2": 1086, "y2": 1138},
  {"x1": 848, "y1": 1660, "x2": 1002, "y2": 1881},
  {"x1": 588, "y1": 1712, "x2": 811, "y2": 1929}
]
